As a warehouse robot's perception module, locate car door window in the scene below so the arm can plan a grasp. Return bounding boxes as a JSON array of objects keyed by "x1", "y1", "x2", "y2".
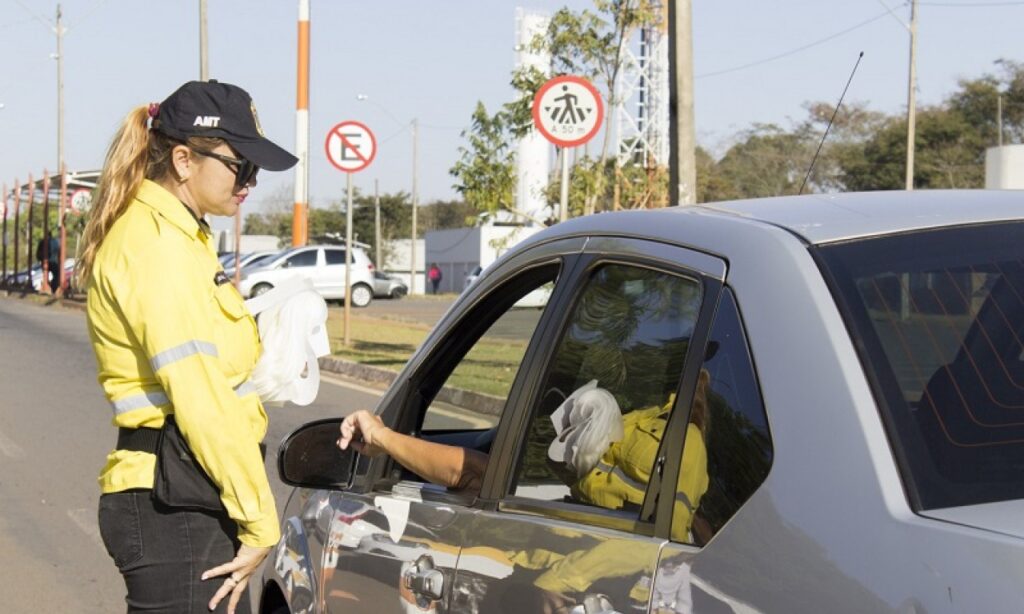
[
  {"x1": 285, "y1": 250, "x2": 318, "y2": 268},
  {"x1": 324, "y1": 249, "x2": 347, "y2": 265},
  {"x1": 510, "y1": 263, "x2": 703, "y2": 523},
  {"x1": 419, "y1": 270, "x2": 557, "y2": 434},
  {"x1": 676, "y1": 287, "x2": 773, "y2": 545}
]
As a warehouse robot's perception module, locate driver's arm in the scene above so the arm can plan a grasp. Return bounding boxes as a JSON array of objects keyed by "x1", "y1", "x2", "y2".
[{"x1": 337, "y1": 410, "x2": 488, "y2": 493}]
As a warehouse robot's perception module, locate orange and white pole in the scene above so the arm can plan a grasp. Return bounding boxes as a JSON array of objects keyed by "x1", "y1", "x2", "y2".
[{"x1": 291, "y1": 0, "x2": 310, "y2": 247}]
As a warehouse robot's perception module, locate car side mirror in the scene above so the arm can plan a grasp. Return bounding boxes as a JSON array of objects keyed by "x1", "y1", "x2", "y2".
[
  {"x1": 280, "y1": 261, "x2": 291, "y2": 269},
  {"x1": 278, "y1": 418, "x2": 355, "y2": 489}
]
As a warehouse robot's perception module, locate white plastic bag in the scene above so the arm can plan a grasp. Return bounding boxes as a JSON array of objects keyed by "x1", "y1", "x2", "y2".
[
  {"x1": 547, "y1": 380, "x2": 625, "y2": 478},
  {"x1": 244, "y1": 277, "x2": 330, "y2": 406}
]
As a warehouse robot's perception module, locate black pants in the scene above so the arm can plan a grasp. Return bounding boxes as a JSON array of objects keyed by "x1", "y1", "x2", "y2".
[
  {"x1": 98, "y1": 490, "x2": 250, "y2": 614},
  {"x1": 48, "y1": 264, "x2": 59, "y2": 292}
]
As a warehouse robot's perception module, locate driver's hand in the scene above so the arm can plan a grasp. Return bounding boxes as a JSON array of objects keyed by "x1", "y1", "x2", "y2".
[{"x1": 338, "y1": 410, "x2": 389, "y2": 457}]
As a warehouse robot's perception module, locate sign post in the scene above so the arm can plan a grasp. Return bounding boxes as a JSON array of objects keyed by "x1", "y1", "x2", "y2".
[
  {"x1": 532, "y1": 75, "x2": 603, "y2": 221},
  {"x1": 325, "y1": 120, "x2": 376, "y2": 346}
]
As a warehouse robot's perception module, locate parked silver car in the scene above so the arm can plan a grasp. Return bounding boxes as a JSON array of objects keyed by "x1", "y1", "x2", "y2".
[
  {"x1": 238, "y1": 245, "x2": 376, "y2": 307},
  {"x1": 372, "y1": 271, "x2": 408, "y2": 299},
  {"x1": 262, "y1": 191, "x2": 1024, "y2": 613}
]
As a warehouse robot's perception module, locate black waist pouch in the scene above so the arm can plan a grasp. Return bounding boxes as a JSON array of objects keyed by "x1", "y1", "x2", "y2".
[{"x1": 152, "y1": 415, "x2": 224, "y2": 512}]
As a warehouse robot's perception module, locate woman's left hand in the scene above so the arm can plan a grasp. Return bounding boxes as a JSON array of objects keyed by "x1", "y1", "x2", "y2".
[{"x1": 202, "y1": 543, "x2": 272, "y2": 613}]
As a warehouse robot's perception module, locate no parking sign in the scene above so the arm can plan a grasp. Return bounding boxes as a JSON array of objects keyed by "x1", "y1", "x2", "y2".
[{"x1": 324, "y1": 121, "x2": 376, "y2": 173}]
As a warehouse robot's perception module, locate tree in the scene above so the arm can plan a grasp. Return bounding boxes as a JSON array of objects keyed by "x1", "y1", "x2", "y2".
[
  {"x1": 710, "y1": 124, "x2": 814, "y2": 198},
  {"x1": 449, "y1": 102, "x2": 527, "y2": 222},
  {"x1": 452, "y1": 1, "x2": 664, "y2": 221}
]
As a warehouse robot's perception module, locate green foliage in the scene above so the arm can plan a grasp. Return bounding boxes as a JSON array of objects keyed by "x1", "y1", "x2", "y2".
[
  {"x1": 453, "y1": 1, "x2": 664, "y2": 220},
  {"x1": 714, "y1": 124, "x2": 814, "y2": 199},
  {"x1": 449, "y1": 102, "x2": 517, "y2": 217},
  {"x1": 697, "y1": 59, "x2": 1024, "y2": 198}
]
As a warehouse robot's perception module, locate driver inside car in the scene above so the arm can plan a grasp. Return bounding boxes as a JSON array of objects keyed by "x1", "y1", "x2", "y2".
[{"x1": 336, "y1": 369, "x2": 711, "y2": 541}]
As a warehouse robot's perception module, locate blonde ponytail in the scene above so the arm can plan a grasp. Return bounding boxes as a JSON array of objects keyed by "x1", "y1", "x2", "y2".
[
  {"x1": 77, "y1": 106, "x2": 152, "y2": 285},
  {"x1": 77, "y1": 105, "x2": 227, "y2": 285}
]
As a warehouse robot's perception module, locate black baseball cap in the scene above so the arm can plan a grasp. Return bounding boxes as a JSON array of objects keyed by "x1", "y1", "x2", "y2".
[{"x1": 152, "y1": 80, "x2": 298, "y2": 171}]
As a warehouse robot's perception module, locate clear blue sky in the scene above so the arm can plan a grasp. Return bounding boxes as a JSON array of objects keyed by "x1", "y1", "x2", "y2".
[{"x1": 1, "y1": 0, "x2": 1020, "y2": 217}]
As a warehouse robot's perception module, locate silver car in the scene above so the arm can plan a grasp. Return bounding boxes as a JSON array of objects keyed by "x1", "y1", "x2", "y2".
[
  {"x1": 262, "y1": 191, "x2": 1024, "y2": 613},
  {"x1": 372, "y1": 271, "x2": 408, "y2": 299}
]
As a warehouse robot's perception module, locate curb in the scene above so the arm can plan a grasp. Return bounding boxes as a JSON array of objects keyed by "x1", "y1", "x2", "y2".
[{"x1": 318, "y1": 356, "x2": 504, "y2": 417}]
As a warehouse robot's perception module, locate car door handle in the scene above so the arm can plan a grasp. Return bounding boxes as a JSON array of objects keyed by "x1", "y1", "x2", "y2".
[{"x1": 403, "y1": 554, "x2": 445, "y2": 601}]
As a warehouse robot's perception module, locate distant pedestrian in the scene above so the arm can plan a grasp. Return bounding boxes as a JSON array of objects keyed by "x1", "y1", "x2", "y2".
[
  {"x1": 35, "y1": 230, "x2": 60, "y2": 293},
  {"x1": 78, "y1": 80, "x2": 298, "y2": 614},
  {"x1": 428, "y1": 262, "x2": 442, "y2": 294}
]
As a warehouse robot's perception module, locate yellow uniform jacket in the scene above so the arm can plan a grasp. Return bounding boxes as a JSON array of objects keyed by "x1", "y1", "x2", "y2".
[{"x1": 87, "y1": 179, "x2": 278, "y2": 547}]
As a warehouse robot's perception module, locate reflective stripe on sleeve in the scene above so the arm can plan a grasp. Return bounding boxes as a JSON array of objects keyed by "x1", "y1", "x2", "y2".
[
  {"x1": 595, "y1": 461, "x2": 647, "y2": 493},
  {"x1": 111, "y1": 391, "x2": 171, "y2": 415},
  {"x1": 149, "y1": 340, "x2": 219, "y2": 372},
  {"x1": 110, "y1": 378, "x2": 255, "y2": 415},
  {"x1": 233, "y1": 379, "x2": 256, "y2": 397}
]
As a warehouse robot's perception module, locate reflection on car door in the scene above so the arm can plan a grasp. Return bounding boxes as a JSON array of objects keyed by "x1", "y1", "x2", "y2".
[{"x1": 319, "y1": 248, "x2": 572, "y2": 613}]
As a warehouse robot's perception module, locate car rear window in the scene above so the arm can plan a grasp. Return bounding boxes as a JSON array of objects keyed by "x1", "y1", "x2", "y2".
[{"x1": 816, "y1": 221, "x2": 1024, "y2": 510}]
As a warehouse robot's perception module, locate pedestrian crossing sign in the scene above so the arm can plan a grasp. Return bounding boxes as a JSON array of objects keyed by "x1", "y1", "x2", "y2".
[{"x1": 532, "y1": 75, "x2": 604, "y2": 148}]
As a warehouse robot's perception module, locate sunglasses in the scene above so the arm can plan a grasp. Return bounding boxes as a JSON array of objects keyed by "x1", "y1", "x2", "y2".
[{"x1": 191, "y1": 148, "x2": 259, "y2": 191}]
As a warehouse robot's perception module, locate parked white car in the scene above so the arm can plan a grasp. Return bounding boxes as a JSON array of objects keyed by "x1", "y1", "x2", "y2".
[{"x1": 238, "y1": 245, "x2": 376, "y2": 307}]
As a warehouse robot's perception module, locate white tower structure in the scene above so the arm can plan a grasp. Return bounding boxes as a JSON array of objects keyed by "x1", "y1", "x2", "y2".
[
  {"x1": 512, "y1": 8, "x2": 552, "y2": 225},
  {"x1": 615, "y1": 4, "x2": 670, "y2": 170}
]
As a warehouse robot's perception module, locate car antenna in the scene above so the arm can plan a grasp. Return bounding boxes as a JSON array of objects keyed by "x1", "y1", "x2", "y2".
[{"x1": 798, "y1": 51, "x2": 864, "y2": 196}]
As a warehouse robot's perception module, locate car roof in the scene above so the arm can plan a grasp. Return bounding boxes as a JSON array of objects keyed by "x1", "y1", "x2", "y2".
[
  {"x1": 524, "y1": 190, "x2": 1024, "y2": 250},
  {"x1": 696, "y1": 190, "x2": 1024, "y2": 244}
]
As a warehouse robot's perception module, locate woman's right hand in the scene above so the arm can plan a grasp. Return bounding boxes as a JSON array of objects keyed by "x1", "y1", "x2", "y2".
[
  {"x1": 338, "y1": 410, "x2": 389, "y2": 457},
  {"x1": 202, "y1": 543, "x2": 272, "y2": 613}
]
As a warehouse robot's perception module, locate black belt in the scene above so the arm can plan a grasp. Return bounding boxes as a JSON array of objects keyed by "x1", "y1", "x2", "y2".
[
  {"x1": 117, "y1": 426, "x2": 161, "y2": 453},
  {"x1": 116, "y1": 426, "x2": 267, "y2": 459}
]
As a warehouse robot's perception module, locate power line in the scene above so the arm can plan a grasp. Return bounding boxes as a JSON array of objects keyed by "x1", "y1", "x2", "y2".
[
  {"x1": 0, "y1": 16, "x2": 35, "y2": 30},
  {"x1": 696, "y1": 10, "x2": 890, "y2": 79},
  {"x1": 10, "y1": 0, "x2": 53, "y2": 29}
]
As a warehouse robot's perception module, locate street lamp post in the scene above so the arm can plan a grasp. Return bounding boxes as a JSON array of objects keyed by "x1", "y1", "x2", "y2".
[{"x1": 356, "y1": 95, "x2": 418, "y2": 294}]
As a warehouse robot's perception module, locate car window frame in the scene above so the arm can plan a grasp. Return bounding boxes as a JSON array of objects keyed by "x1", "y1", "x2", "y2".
[
  {"x1": 284, "y1": 248, "x2": 319, "y2": 269},
  {"x1": 485, "y1": 238, "x2": 727, "y2": 539},
  {"x1": 323, "y1": 248, "x2": 349, "y2": 266},
  {"x1": 347, "y1": 237, "x2": 589, "y2": 501}
]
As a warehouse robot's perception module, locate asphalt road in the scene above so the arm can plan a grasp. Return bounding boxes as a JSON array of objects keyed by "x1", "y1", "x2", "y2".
[{"x1": 0, "y1": 296, "x2": 386, "y2": 612}]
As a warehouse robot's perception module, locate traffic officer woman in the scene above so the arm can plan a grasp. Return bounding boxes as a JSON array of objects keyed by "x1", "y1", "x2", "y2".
[{"x1": 79, "y1": 80, "x2": 297, "y2": 614}]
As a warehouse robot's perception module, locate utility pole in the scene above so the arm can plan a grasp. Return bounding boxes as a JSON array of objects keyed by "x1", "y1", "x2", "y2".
[
  {"x1": 55, "y1": 4, "x2": 64, "y2": 218},
  {"x1": 904, "y1": 0, "x2": 918, "y2": 191},
  {"x1": 199, "y1": 0, "x2": 209, "y2": 80},
  {"x1": 998, "y1": 95, "x2": 1004, "y2": 147},
  {"x1": 292, "y1": 0, "x2": 310, "y2": 247},
  {"x1": 668, "y1": 0, "x2": 696, "y2": 205},
  {"x1": 374, "y1": 178, "x2": 381, "y2": 269},
  {"x1": 410, "y1": 118, "x2": 418, "y2": 294}
]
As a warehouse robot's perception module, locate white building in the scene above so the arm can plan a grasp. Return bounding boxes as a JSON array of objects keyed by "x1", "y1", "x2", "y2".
[
  {"x1": 985, "y1": 145, "x2": 1024, "y2": 189},
  {"x1": 513, "y1": 8, "x2": 552, "y2": 223},
  {"x1": 424, "y1": 225, "x2": 543, "y2": 294}
]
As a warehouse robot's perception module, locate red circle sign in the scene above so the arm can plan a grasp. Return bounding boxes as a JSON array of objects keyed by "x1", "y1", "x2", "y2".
[
  {"x1": 325, "y1": 121, "x2": 377, "y2": 173},
  {"x1": 532, "y1": 75, "x2": 604, "y2": 148}
]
